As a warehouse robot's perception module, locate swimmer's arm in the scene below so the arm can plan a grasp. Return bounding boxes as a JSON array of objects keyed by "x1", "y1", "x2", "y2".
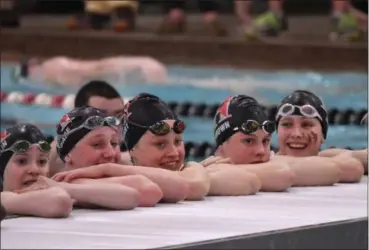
[
  {"x1": 71, "y1": 175, "x2": 163, "y2": 207},
  {"x1": 1, "y1": 188, "x2": 73, "y2": 218},
  {"x1": 233, "y1": 161, "x2": 295, "y2": 192},
  {"x1": 330, "y1": 153, "x2": 364, "y2": 182},
  {"x1": 54, "y1": 163, "x2": 188, "y2": 203},
  {"x1": 272, "y1": 155, "x2": 341, "y2": 186},
  {"x1": 179, "y1": 162, "x2": 210, "y2": 200},
  {"x1": 319, "y1": 148, "x2": 368, "y2": 174},
  {"x1": 205, "y1": 164, "x2": 261, "y2": 196},
  {"x1": 118, "y1": 165, "x2": 190, "y2": 203},
  {"x1": 57, "y1": 182, "x2": 139, "y2": 210}
]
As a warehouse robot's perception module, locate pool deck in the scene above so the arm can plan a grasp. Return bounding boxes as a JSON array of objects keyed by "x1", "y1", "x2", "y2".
[
  {"x1": 1, "y1": 177, "x2": 367, "y2": 249},
  {"x1": 1, "y1": 14, "x2": 367, "y2": 71}
]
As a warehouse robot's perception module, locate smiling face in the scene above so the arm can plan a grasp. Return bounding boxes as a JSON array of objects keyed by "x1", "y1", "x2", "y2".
[
  {"x1": 2, "y1": 146, "x2": 49, "y2": 192},
  {"x1": 129, "y1": 120, "x2": 185, "y2": 171},
  {"x1": 65, "y1": 126, "x2": 121, "y2": 169},
  {"x1": 277, "y1": 115, "x2": 324, "y2": 157}
]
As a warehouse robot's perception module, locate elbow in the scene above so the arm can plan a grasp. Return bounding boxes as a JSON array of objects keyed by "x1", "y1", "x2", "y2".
[
  {"x1": 339, "y1": 159, "x2": 365, "y2": 183},
  {"x1": 44, "y1": 188, "x2": 73, "y2": 218},
  {"x1": 115, "y1": 187, "x2": 141, "y2": 210},
  {"x1": 185, "y1": 179, "x2": 210, "y2": 201},
  {"x1": 261, "y1": 168, "x2": 295, "y2": 192},
  {"x1": 208, "y1": 169, "x2": 261, "y2": 196},
  {"x1": 120, "y1": 175, "x2": 163, "y2": 207},
  {"x1": 161, "y1": 178, "x2": 190, "y2": 203},
  {"x1": 137, "y1": 181, "x2": 163, "y2": 207}
]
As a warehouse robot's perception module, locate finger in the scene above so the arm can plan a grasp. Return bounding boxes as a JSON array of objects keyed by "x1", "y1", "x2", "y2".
[
  {"x1": 200, "y1": 156, "x2": 214, "y2": 165},
  {"x1": 215, "y1": 157, "x2": 232, "y2": 164},
  {"x1": 51, "y1": 174, "x2": 62, "y2": 182}
]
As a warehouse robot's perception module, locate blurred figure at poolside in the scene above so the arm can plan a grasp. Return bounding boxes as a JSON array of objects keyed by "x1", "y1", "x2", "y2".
[
  {"x1": 66, "y1": 0, "x2": 137, "y2": 32},
  {"x1": 14, "y1": 55, "x2": 168, "y2": 87},
  {"x1": 235, "y1": 0, "x2": 367, "y2": 41},
  {"x1": 157, "y1": 0, "x2": 227, "y2": 36}
]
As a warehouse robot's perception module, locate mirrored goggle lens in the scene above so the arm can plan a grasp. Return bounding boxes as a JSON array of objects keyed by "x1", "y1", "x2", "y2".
[
  {"x1": 150, "y1": 121, "x2": 171, "y2": 135},
  {"x1": 242, "y1": 120, "x2": 260, "y2": 134},
  {"x1": 173, "y1": 120, "x2": 186, "y2": 134},
  {"x1": 263, "y1": 121, "x2": 276, "y2": 134}
]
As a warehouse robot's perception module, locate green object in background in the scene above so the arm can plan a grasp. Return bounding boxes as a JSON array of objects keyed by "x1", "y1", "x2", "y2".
[
  {"x1": 330, "y1": 11, "x2": 362, "y2": 42},
  {"x1": 244, "y1": 11, "x2": 283, "y2": 40}
]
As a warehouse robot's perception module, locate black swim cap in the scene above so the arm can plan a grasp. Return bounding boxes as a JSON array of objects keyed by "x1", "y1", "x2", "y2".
[
  {"x1": 0, "y1": 124, "x2": 47, "y2": 182},
  {"x1": 122, "y1": 93, "x2": 178, "y2": 150},
  {"x1": 56, "y1": 106, "x2": 115, "y2": 162},
  {"x1": 213, "y1": 95, "x2": 274, "y2": 147},
  {"x1": 276, "y1": 90, "x2": 328, "y2": 138}
]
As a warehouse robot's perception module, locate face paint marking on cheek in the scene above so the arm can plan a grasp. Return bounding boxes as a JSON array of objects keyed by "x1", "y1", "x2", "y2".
[{"x1": 308, "y1": 131, "x2": 318, "y2": 144}]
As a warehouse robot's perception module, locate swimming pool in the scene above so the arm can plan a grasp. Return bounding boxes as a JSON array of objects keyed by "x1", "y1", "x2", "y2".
[{"x1": 1, "y1": 63, "x2": 367, "y2": 150}]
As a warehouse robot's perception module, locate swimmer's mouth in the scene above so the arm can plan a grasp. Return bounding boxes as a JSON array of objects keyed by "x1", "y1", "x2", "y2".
[
  {"x1": 23, "y1": 179, "x2": 37, "y2": 186},
  {"x1": 287, "y1": 143, "x2": 308, "y2": 150},
  {"x1": 160, "y1": 161, "x2": 180, "y2": 170}
]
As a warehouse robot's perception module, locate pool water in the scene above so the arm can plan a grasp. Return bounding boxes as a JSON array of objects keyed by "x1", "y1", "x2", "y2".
[{"x1": 1, "y1": 63, "x2": 367, "y2": 149}]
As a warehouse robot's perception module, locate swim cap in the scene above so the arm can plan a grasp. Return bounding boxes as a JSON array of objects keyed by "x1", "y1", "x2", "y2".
[
  {"x1": 214, "y1": 95, "x2": 275, "y2": 147},
  {"x1": 276, "y1": 90, "x2": 328, "y2": 138},
  {"x1": 122, "y1": 93, "x2": 178, "y2": 150},
  {"x1": 0, "y1": 124, "x2": 47, "y2": 182},
  {"x1": 56, "y1": 106, "x2": 118, "y2": 162}
]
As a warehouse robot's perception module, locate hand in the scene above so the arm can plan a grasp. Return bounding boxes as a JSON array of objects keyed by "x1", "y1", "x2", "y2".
[
  {"x1": 15, "y1": 176, "x2": 56, "y2": 194},
  {"x1": 52, "y1": 164, "x2": 106, "y2": 183},
  {"x1": 200, "y1": 156, "x2": 232, "y2": 167}
]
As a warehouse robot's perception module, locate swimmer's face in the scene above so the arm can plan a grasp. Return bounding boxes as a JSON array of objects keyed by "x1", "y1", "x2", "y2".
[
  {"x1": 65, "y1": 126, "x2": 121, "y2": 169},
  {"x1": 130, "y1": 120, "x2": 185, "y2": 171},
  {"x1": 277, "y1": 116, "x2": 323, "y2": 157},
  {"x1": 220, "y1": 130, "x2": 271, "y2": 164},
  {"x1": 3, "y1": 146, "x2": 49, "y2": 192},
  {"x1": 88, "y1": 96, "x2": 124, "y2": 117}
]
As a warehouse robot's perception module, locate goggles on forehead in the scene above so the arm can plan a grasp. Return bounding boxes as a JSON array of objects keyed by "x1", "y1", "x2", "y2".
[
  {"x1": 276, "y1": 103, "x2": 323, "y2": 121},
  {"x1": 128, "y1": 120, "x2": 186, "y2": 136},
  {"x1": 0, "y1": 140, "x2": 51, "y2": 154},
  {"x1": 234, "y1": 120, "x2": 275, "y2": 134},
  {"x1": 57, "y1": 116, "x2": 120, "y2": 148}
]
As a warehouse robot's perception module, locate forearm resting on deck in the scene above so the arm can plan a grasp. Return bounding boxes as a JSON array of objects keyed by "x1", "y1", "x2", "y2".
[
  {"x1": 206, "y1": 165, "x2": 261, "y2": 196},
  {"x1": 58, "y1": 182, "x2": 140, "y2": 210},
  {"x1": 1, "y1": 188, "x2": 73, "y2": 218},
  {"x1": 235, "y1": 161, "x2": 295, "y2": 192},
  {"x1": 179, "y1": 162, "x2": 210, "y2": 200},
  {"x1": 70, "y1": 175, "x2": 163, "y2": 207},
  {"x1": 272, "y1": 156, "x2": 341, "y2": 186},
  {"x1": 105, "y1": 164, "x2": 190, "y2": 203}
]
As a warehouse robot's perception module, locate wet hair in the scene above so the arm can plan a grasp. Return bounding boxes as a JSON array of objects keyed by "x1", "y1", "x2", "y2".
[{"x1": 74, "y1": 80, "x2": 122, "y2": 107}]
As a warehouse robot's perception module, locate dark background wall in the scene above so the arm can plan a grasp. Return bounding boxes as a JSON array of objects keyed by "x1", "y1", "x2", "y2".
[{"x1": 22, "y1": 0, "x2": 368, "y2": 15}]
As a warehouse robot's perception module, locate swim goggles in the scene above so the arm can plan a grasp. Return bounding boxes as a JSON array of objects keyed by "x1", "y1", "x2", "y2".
[
  {"x1": 234, "y1": 120, "x2": 275, "y2": 134},
  {"x1": 57, "y1": 115, "x2": 120, "y2": 148},
  {"x1": 276, "y1": 103, "x2": 323, "y2": 121},
  {"x1": 128, "y1": 120, "x2": 186, "y2": 136},
  {"x1": 0, "y1": 140, "x2": 51, "y2": 154}
]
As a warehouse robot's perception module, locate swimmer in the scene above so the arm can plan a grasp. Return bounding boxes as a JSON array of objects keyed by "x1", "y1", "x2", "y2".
[
  {"x1": 15, "y1": 56, "x2": 168, "y2": 86},
  {"x1": 274, "y1": 90, "x2": 365, "y2": 182},
  {"x1": 0, "y1": 124, "x2": 73, "y2": 218},
  {"x1": 50, "y1": 106, "x2": 172, "y2": 205},
  {"x1": 48, "y1": 80, "x2": 131, "y2": 177},
  {"x1": 53, "y1": 94, "x2": 262, "y2": 197},
  {"x1": 0, "y1": 124, "x2": 140, "y2": 216},
  {"x1": 212, "y1": 95, "x2": 295, "y2": 192}
]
